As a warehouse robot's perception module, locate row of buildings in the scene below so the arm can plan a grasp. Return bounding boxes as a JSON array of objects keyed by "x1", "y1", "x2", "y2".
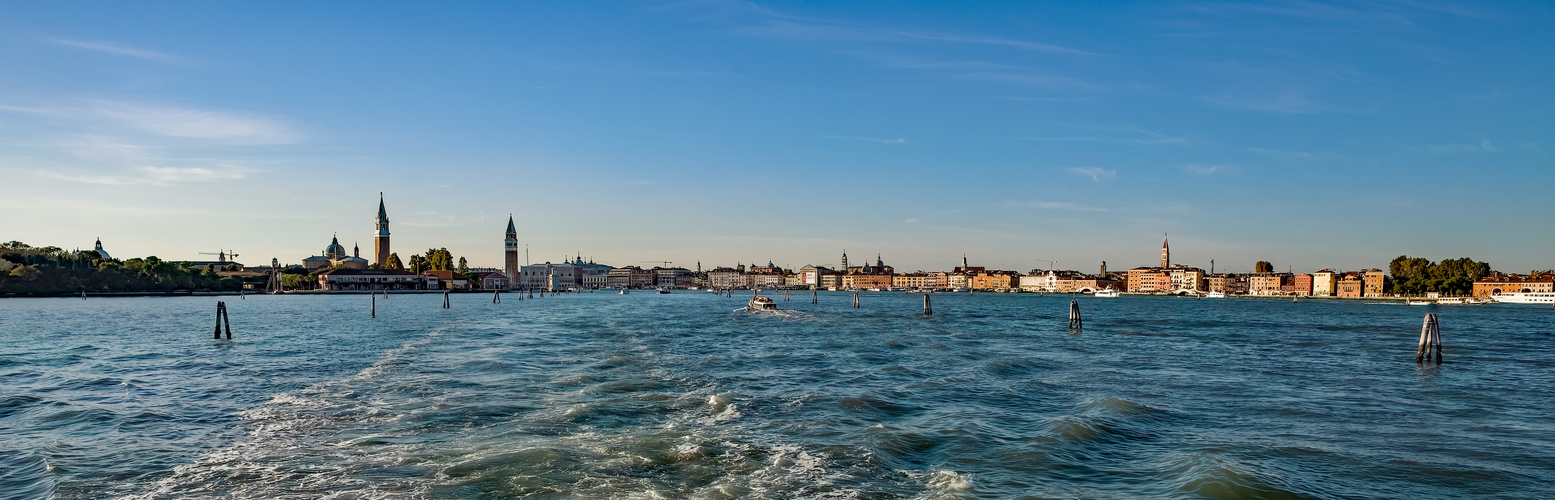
[{"x1": 279, "y1": 198, "x2": 1555, "y2": 296}]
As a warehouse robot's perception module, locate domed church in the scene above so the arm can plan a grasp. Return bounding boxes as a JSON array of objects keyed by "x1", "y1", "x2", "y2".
[{"x1": 302, "y1": 235, "x2": 370, "y2": 270}]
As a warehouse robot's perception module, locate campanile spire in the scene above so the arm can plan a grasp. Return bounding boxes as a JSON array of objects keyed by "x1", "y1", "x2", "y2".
[{"x1": 373, "y1": 193, "x2": 391, "y2": 267}]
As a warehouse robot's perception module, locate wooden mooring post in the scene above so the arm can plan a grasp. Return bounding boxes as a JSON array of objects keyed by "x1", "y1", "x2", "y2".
[
  {"x1": 811, "y1": 288, "x2": 818, "y2": 304},
  {"x1": 852, "y1": 291, "x2": 860, "y2": 309},
  {"x1": 493, "y1": 290, "x2": 501, "y2": 304},
  {"x1": 1067, "y1": 299, "x2": 1082, "y2": 329},
  {"x1": 784, "y1": 290, "x2": 790, "y2": 302},
  {"x1": 371, "y1": 294, "x2": 376, "y2": 318},
  {"x1": 213, "y1": 301, "x2": 232, "y2": 339},
  {"x1": 923, "y1": 293, "x2": 932, "y2": 316},
  {"x1": 443, "y1": 290, "x2": 451, "y2": 309},
  {"x1": 1416, "y1": 313, "x2": 1442, "y2": 364}
]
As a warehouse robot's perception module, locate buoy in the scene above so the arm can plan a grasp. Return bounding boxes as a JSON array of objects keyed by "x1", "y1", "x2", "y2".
[
  {"x1": 1068, "y1": 299, "x2": 1082, "y2": 329},
  {"x1": 923, "y1": 294, "x2": 932, "y2": 316},
  {"x1": 1416, "y1": 313, "x2": 1442, "y2": 364}
]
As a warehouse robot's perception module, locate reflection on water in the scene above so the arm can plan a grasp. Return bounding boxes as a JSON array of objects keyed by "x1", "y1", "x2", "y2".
[{"x1": 1, "y1": 292, "x2": 1553, "y2": 498}]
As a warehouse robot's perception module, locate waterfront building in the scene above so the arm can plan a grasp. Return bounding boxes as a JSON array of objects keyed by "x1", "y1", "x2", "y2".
[
  {"x1": 1311, "y1": 270, "x2": 1337, "y2": 296},
  {"x1": 1337, "y1": 272, "x2": 1365, "y2": 298},
  {"x1": 521, "y1": 262, "x2": 578, "y2": 291},
  {"x1": 947, "y1": 273, "x2": 970, "y2": 290},
  {"x1": 708, "y1": 267, "x2": 747, "y2": 289},
  {"x1": 1248, "y1": 273, "x2": 1293, "y2": 295},
  {"x1": 465, "y1": 271, "x2": 509, "y2": 290},
  {"x1": 971, "y1": 271, "x2": 1019, "y2": 291},
  {"x1": 302, "y1": 236, "x2": 369, "y2": 270},
  {"x1": 1363, "y1": 269, "x2": 1386, "y2": 297},
  {"x1": 1126, "y1": 268, "x2": 1171, "y2": 293},
  {"x1": 1206, "y1": 274, "x2": 1245, "y2": 294},
  {"x1": 571, "y1": 257, "x2": 613, "y2": 289},
  {"x1": 1292, "y1": 273, "x2": 1313, "y2": 296},
  {"x1": 373, "y1": 194, "x2": 390, "y2": 267},
  {"x1": 317, "y1": 268, "x2": 428, "y2": 291},
  {"x1": 1169, "y1": 267, "x2": 1206, "y2": 293},
  {"x1": 849, "y1": 273, "x2": 893, "y2": 289},
  {"x1": 423, "y1": 270, "x2": 469, "y2": 290},
  {"x1": 1058, "y1": 276, "x2": 1126, "y2": 293},
  {"x1": 503, "y1": 215, "x2": 518, "y2": 288},
  {"x1": 820, "y1": 273, "x2": 844, "y2": 290},
  {"x1": 607, "y1": 267, "x2": 635, "y2": 288},
  {"x1": 655, "y1": 267, "x2": 693, "y2": 288},
  {"x1": 1473, "y1": 272, "x2": 1555, "y2": 297},
  {"x1": 797, "y1": 265, "x2": 830, "y2": 287}
]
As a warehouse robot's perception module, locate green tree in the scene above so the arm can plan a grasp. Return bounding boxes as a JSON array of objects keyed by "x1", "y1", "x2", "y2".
[
  {"x1": 408, "y1": 254, "x2": 424, "y2": 274},
  {"x1": 1254, "y1": 261, "x2": 1273, "y2": 273},
  {"x1": 385, "y1": 253, "x2": 404, "y2": 270},
  {"x1": 457, "y1": 257, "x2": 469, "y2": 276},
  {"x1": 423, "y1": 248, "x2": 453, "y2": 271}
]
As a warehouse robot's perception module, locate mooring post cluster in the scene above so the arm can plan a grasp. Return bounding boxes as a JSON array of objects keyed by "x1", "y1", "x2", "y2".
[
  {"x1": 923, "y1": 293, "x2": 932, "y2": 316},
  {"x1": 1068, "y1": 299, "x2": 1082, "y2": 329},
  {"x1": 493, "y1": 290, "x2": 501, "y2": 304},
  {"x1": 852, "y1": 290, "x2": 860, "y2": 309},
  {"x1": 811, "y1": 288, "x2": 818, "y2": 304},
  {"x1": 213, "y1": 301, "x2": 232, "y2": 339},
  {"x1": 443, "y1": 290, "x2": 451, "y2": 309},
  {"x1": 1416, "y1": 313, "x2": 1442, "y2": 364}
]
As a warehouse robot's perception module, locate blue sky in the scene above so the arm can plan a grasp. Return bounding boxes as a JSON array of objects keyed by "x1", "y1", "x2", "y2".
[{"x1": 1, "y1": 1, "x2": 1550, "y2": 273}]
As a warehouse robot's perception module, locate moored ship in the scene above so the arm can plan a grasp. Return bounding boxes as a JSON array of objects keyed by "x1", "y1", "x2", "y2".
[{"x1": 1488, "y1": 292, "x2": 1555, "y2": 304}]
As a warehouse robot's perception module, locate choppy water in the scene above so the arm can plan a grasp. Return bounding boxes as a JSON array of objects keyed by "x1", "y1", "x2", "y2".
[{"x1": 1, "y1": 292, "x2": 1552, "y2": 499}]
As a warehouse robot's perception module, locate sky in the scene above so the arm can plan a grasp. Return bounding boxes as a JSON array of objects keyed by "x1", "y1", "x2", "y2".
[{"x1": 1, "y1": 1, "x2": 1550, "y2": 274}]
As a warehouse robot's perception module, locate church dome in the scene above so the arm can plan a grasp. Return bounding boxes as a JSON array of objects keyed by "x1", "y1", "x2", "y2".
[{"x1": 324, "y1": 236, "x2": 347, "y2": 260}]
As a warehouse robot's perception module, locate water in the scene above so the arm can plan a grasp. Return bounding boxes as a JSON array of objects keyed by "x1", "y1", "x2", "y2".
[{"x1": 1, "y1": 292, "x2": 1552, "y2": 499}]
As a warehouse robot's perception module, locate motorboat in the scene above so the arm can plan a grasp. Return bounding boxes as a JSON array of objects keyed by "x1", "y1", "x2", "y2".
[
  {"x1": 1487, "y1": 292, "x2": 1555, "y2": 304},
  {"x1": 656, "y1": 288, "x2": 671, "y2": 294},
  {"x1": 1406, "y1": 300, "x2": 1435, "y2": 306},
  {"x1": 747, "y1": 295, "x2": 777, "y2": 311},
  {"x1": 619, "y1": 288, "x2": 628, "y2": 295},
  {"x1": 1093, "y1": 288, "x2": 1121, "y2": 298},
  {"x1": 1205, "y1": 291, "x2": 1226, "y2": 299}
]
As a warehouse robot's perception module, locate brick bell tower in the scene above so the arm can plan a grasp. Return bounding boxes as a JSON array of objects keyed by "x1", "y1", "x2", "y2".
[
  {"x1": 504, "y1": 214, "x2": 519, "y2": 288},
  {"x1": 373, "y1": 193, "x2": 390, "y2": 267}
]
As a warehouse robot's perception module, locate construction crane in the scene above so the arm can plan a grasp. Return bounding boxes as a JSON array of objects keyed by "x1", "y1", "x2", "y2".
[
  {"x1": 640, "y1": 260, "x2": 674, "y2": 268},
  {"x1": 199, "y1": 250, "x2": 240, "y2": 263}
]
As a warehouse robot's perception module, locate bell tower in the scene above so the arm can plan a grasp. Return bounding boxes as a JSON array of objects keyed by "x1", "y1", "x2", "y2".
[
  {"x1": 373, "y1": 193, "x2": 390, "y2": 266},
  {"x1": 1160, "y1": 234, "x2": 1170, "y2": 269},
  {"x1": 504, "y1": 214, "x2": 519, "y2": 287}
]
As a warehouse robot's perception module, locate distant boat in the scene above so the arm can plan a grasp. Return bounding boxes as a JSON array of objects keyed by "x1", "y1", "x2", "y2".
[
  {"x1": 1094, "y1": 288, "x2": 1120, "y2": 298},
  {"x1": 1406, "y1": 300, "x2": 1435, "y2": 306},
  {"x1": 1488, "y1": 292, "x2": 1555, "y2": 304},
  {"x1": 1206, "y1": 291, "x2": 1226, "y2": 299},
  {"x1": 656, "y1": 288, "x2": 671, "y2": 294},
  {"x1": 747, "y1": 295, "x2": 777, "y2": 311},
  {"x1": 619, "y1": 288, "x2": 628, "y2": 295}
]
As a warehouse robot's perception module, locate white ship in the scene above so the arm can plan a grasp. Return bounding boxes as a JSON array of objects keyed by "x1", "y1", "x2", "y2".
[
  {"x1": 1488, "y1": 292, "x2": 1555, "y2": 304},
  {"x1": 1205, "y1": 291, "x2": 1226, "y2": 299},
  {"x1": 1093, "y1": 288, "x2": 1120, "y2": 298},
  {"x1": 747, "y1": 295, "x2": 777, "y2": 311}
]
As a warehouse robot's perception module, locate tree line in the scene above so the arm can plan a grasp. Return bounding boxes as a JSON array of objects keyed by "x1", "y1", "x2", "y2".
[
  {"x1": 1387, "y1": 255, "x2": 1490, "y2": 296},
  {"x1": 0, "y1": 241, "x2": 243, "y2": 295}
]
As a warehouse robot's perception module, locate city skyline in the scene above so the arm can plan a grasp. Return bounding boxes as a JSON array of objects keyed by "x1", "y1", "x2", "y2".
[{"x1": 3, "y1": 2, "x2": 1551, "y2": 272}]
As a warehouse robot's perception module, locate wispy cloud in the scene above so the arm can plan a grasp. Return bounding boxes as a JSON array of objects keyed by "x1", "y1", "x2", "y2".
[
  {"x1": 1247, "y1": 147, "x2": 1312, "y2": 158},
  {"x1": 1184, "y1": 164, "x2": 1236, "y2": 175},
  {"x1": 1004, "y1": 200, "x2": 1107, "y2": 211},
  {"x1": 92, "y1": 102, "x2": 302, "y2": 143},
  {"x1": 1020, "y1": 126, "x2": 1185, "y2": 145},
  {"x1": 822, "y1": 135, "x2": 905, "y2": 144},
  {"x1": 0, "y1": 100, "x2": 303, "y2": 144},
  {"x1": 47, "y1": 37, "x2": 183, "y2": 63},
  {"x1": 1065, "y1": 167, "x2": 1116, "y2": 181},
  {"x1": 27, "y1": 163, "x2": 253, "y2": 186},
  {"x1": 1202, "y1": 90, "x2": 1326, "y2": 114}
]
